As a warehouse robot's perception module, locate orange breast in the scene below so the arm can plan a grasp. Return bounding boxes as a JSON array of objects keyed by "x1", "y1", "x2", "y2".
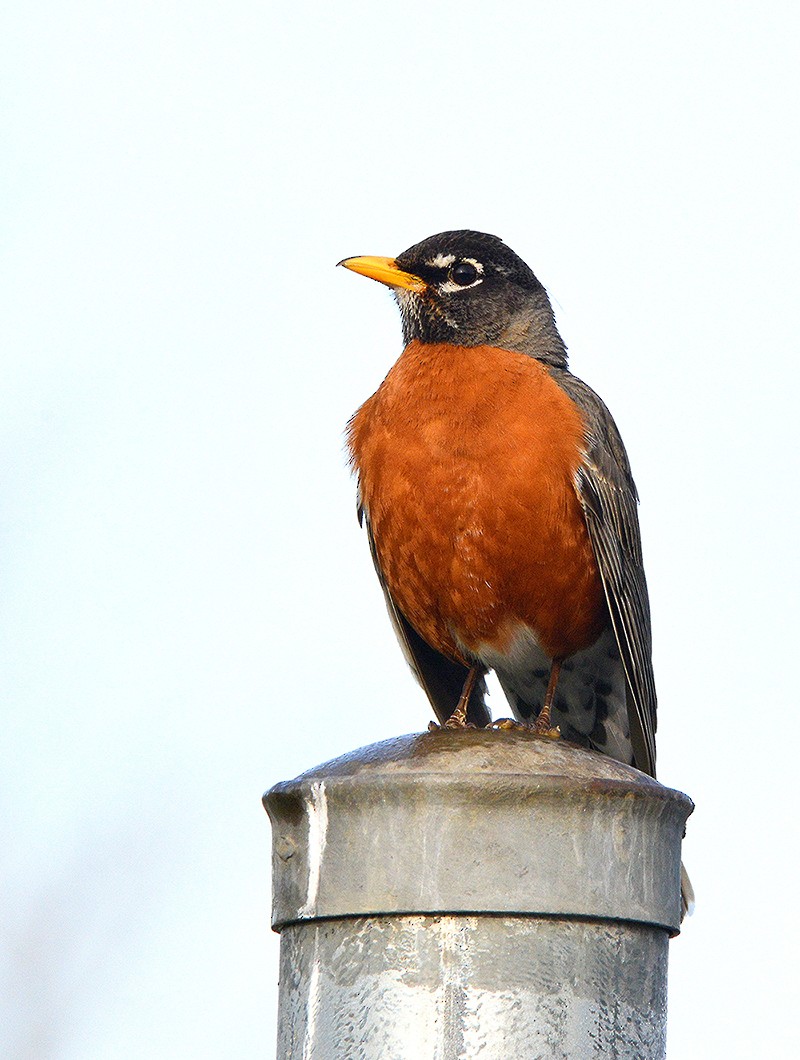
[{"x1": 347, "y1": 340, "x2": 607, "y2": 665}]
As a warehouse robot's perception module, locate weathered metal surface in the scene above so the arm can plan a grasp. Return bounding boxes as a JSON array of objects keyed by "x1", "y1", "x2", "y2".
[
  {"x1": 264, "y1": 730, "x2": 692, "y2": 1058},
  {"x1": 265, "y1": 729, "x2": 692, "y2": 934},
  {"x1": 277, "y1": 915, "x2": 668, "y2": 1059}
]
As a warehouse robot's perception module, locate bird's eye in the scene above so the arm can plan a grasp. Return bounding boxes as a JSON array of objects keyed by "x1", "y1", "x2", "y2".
[{"x1": 449, "y1": 261, "x2": 479, "y2": 287}]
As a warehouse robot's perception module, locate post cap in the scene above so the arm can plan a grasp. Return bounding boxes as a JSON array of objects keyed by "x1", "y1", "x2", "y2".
[{"x1": 264, "y1": 729, "x2": 692, "y2": 934}]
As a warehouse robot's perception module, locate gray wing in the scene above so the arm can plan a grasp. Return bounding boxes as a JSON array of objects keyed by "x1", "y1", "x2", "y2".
[
  {"x1": 555, "y1": 372, "x2": 658, "y2": 776},
  {"x1": 360, "y1": 507, "x2": 491, "y2": 727}
]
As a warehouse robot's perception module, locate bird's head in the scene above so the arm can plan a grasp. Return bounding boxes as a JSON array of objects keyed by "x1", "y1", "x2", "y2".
[{"x1": 339, "y1": 230, "x2": 567, "y2": 367}]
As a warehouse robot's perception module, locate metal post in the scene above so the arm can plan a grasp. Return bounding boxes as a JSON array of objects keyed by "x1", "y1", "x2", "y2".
[{"x1": 264, "y1": 728, "x2": 692, "y2": 1059}]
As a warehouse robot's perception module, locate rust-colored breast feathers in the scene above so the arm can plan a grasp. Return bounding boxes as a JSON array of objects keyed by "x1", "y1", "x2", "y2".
[{"x1": 347, "y1": 340, "x2": 607, "y2": 665}]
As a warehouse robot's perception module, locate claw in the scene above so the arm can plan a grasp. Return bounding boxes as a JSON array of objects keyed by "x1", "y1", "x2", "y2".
[
  {"x1": 488, "y1": 717, "x2": 528, "y2": 731},
  {"x1": 532, "y1": 720, "x2": 561, "y2": 740},
  {"x1": 428, "y1": 717, "x2": 476, "y2": 731}
]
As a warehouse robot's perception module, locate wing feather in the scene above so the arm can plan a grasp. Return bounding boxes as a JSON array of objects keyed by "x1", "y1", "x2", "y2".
[{"x1": 554, "y1": 372, "x2": 658, "y2": 776}]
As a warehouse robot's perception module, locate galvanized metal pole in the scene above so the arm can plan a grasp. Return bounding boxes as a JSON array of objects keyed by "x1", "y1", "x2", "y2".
[{"x1": 264, "y1": 728, "x2": 692, "y2": 1059}]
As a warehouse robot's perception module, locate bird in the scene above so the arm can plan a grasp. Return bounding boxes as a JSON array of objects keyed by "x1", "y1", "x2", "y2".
[{"x1": 339, "y1": 230, "x2": 692, "y2": 913}]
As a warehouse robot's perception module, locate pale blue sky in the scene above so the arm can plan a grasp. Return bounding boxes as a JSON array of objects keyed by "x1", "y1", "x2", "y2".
[{"x1": 2, "y1": 3, "x2": 799, "y2": 1057}]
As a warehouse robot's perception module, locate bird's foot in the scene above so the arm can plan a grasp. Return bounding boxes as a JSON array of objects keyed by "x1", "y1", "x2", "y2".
[
  {"x1": 531, "y1": 717, "x2": 561, "y2": 740},
  {"x1": 443, "y1": 706, "x2": 472, "y2": 729},
  {"x1": 435, "y1": 667, "x2": 480, "y2": 730},
  {"x1": 428, "y1": 718, "x2": 477, "y2": 732},
  {"x1": 488, "y1": 717, "x2": 528, "y2": 731},
  {"x1": 488, "y1": 716, "x2": 560, "y2": 738}
]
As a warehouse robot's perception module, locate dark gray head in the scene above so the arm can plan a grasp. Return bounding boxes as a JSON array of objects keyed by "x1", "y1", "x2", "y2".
[{"x1": 340, "y1": 230, "x2": 568, "y2": 368}]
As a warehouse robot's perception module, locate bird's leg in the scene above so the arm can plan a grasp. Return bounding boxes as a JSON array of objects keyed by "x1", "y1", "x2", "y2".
[
  {"x1": 532, "y1": 659, "x2": 562, "y2": 739},
  {"x1": 443, "y1": 666, "x2": 480, "y2": 729}
]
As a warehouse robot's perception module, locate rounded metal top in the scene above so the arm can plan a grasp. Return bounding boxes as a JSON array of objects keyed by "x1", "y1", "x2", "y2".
[
  {"x1": 264, "y1": 730, "x2": 693, "y2": 934},
  {"x1": 289, "y1": 728, "x2": 668, "y2": 788}
]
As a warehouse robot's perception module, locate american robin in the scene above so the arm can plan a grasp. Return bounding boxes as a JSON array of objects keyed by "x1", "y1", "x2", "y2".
[{"x1": 339, "y1": 230, "x2": 692, "y2": 912}]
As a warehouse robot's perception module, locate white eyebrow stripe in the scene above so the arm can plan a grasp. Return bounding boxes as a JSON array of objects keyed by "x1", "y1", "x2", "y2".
[{"x1": 426, "y1": 253, "x2": 456, "y2": 268}]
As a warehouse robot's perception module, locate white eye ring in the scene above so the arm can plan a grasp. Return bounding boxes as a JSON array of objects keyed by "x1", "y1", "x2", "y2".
[{"x1": 439, "y1": 257, "x2": 484, "y2": 294}]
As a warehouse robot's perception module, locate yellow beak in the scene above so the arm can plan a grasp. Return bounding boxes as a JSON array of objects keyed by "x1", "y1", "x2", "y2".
[{"x1": 338, "y1": 255, "x2": 427, "y2": 293}]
